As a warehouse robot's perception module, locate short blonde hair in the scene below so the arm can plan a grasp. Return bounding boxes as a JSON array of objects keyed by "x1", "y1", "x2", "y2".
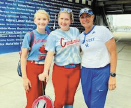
[
  {"x1": 58, "y1": 11, "x2": 74, "y2": 23},
  {"x1": 34, "y1": 9, "x2": 50, "y2": 21}
]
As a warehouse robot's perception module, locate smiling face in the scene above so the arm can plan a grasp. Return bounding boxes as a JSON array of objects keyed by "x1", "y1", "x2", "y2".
[
  {"x1": 58, "y1": 12, "x2": 72, "y2": 31},
  {"x1": 79, "y1": 13, "x2": 94, "y2": 29},
  {"x1": 34, "y1": 13, "x2": 49, "y2": 30}
]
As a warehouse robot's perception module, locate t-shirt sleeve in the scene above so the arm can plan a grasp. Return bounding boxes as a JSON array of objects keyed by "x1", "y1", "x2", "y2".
[
  {"x1": 45, "y1": 31, "x2": 56, "y2": 52},
  {"x1": 21, "y1": 32, "x2": 31, "y2": 50},
  {"x1": 76, "y1": 28, "x2": 80, "y2": 36},
  {"x1": 102, "y1": 26, "x2": 113, "y2": 43},
  {"x1": 79, "y1": 32, "x2": 84, "y2": 44}
]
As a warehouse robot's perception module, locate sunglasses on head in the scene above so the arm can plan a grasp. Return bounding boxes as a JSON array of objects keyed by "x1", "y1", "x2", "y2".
[
  {"x1": 60, "y1": 8, "x2": 72, "y2": 13},
  {"x1": 79, "y1": 8, "x2": 93, "y2": 17}
]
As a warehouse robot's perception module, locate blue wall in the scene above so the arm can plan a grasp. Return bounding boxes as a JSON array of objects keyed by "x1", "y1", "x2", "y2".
[{"x1": 0, "y1": 0, "x2": 85, "y2": 54}]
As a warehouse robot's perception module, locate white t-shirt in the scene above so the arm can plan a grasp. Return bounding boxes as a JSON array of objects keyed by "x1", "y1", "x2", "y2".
[{"x1": 79, "y1": 25, "x2": 113, "y2": 68}]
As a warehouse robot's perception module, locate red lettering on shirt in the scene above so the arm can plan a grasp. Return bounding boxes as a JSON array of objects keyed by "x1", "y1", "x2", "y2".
[
  {"x1": 60, "y1": 37, "x2": 80, "y2": 48},
  {"x1": 34, "y1": 39, "x2": 47, "y2": 44},
  {"x1": 60, "y1": 37, "x2": 66, "y2": 47}
]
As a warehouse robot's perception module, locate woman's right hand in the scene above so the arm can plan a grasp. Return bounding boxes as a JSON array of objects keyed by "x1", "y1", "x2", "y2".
[
  {"x1": 38, "y1": 72, "x2": 49, "y2": 82},
  {"x1": 23, "y1": 78, "x2": 31, "y2": 93}
]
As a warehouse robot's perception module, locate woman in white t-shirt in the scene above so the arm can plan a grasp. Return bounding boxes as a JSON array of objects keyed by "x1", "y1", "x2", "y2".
[{"x1": 79, "y1": 7, "x2": 117, "y2": 108}]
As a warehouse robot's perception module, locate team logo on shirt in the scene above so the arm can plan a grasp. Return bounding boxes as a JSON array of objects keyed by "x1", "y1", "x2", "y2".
[
  {"x1": 38, "y1": 44, "x2": 47, "y2": 59},
  {"x1": 85, "y1": 38, "x2": 95, "y2": 47},
  {"x1": 92, "y1": 31, "x2": 95, "y2": 34},
  {"x1": 60, "y1": 37, "x2": 80, "y2": 48}
]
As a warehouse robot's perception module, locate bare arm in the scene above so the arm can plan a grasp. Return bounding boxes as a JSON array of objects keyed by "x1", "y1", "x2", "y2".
[
  {"x1": 21, "y1": 48, "x2": 31, "y2": 92},
  {"x1": 21, "y1": 48, "x2": 28, "y2": 79},
  {"x1": 44, "y1": 51, "x2": 55, "y2": 73},
  {"x1": 106, "y1": 38, "x2": 117, "y2": 91},
  {"x1": 39, "y1": 51, "x2": 55, "y2": 82},
  {"x1": 106, "y1": 38, "x2": 117, "y2": 73}
]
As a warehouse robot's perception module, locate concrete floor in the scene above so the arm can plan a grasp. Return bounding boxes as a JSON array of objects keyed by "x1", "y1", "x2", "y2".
[{"x1": 0, "y1": 31, "x2": 131, "y2": 108}]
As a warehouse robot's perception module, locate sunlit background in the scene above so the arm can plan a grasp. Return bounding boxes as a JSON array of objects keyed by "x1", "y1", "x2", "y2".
[{"x1": 113, "y1": 15, "x2": 131, "y2": 26}]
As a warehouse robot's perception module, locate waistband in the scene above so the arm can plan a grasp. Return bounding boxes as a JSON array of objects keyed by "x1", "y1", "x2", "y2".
[
  {"x1": 55, "y1": 64, "x2": 80, "y2": 69},
  {"x1": 27, "y1": 61, "x2": 44, "y2": 65},
  {"x1": 82, "y1": 63, "x2": 110, "y2": 70}
]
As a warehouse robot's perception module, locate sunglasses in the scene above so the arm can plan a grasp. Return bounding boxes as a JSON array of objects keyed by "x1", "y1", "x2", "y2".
[
  {"x1": 79, "y1": 8, "x2": 93, "y2": 17},
  {"x1": 60, "y1": 8, "x2": 72, "y2": 13}
]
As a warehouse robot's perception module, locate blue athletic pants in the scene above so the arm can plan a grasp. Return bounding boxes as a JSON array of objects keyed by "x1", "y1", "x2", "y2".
[{"x1": 81, "y1": 64, "x2": 110, "y2": 108}]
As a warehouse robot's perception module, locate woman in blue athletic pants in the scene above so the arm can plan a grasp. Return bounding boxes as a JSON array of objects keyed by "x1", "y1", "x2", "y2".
[{"x1": 79, "y1": 7, "x2": 117, "y2": 108}]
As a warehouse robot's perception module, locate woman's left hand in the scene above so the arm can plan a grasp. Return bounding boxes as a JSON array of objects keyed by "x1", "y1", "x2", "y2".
[{"x1": 108, "y1": 76, "x2": 116, "y2": 91}]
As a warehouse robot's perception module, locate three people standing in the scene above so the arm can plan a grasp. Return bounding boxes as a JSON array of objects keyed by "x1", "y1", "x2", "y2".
[{"x1": 21, "y1": 7, "x2": 117, "y2": 108}]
